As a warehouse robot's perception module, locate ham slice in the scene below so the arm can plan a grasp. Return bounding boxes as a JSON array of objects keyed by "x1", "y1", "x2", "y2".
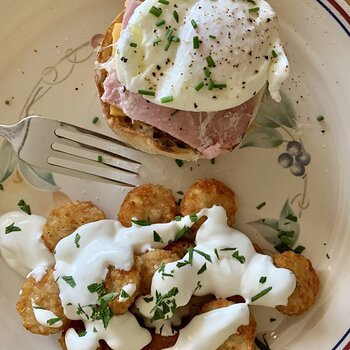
[
  {"x1": 102, "y1": 71, "x2": 254, "y2": 159},
  {"x1": 103, "y1": 0, "x2": 256, "y2": 158}
]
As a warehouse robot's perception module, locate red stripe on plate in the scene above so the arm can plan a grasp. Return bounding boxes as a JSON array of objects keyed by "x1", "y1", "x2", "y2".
[{"x1": 328, "y1": 0, "x2": 350, "y2": 25}]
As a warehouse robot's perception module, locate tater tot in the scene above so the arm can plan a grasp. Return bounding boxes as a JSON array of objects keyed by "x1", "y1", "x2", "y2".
[
  {"x1": 139, "y1": 249, "x2": 180, "y2": 295},
  {"x1": 16, "y1": 268, "x2": 68, "y2": 335},
  {"x1": 273, "y1": 251, "x2": 320, "y2": 316},
  {"x1": 118, "y1": 184, "x2": 176, "y2": 227},
  {"x1": 142, "y1": 333, "x2": 178, "y2": 350},
  {"x1": 180, "y1": 179, "x2": 238, "y2": 227},
  {"x1": 200, "y1": 299, "x2": 256, "y2": 350},
  {"x1": 104, "y1": 257, "x2": 142, "y2": 315},
  {"x1": 42, "y1": 201, "x2": 105, "y2": 252}
]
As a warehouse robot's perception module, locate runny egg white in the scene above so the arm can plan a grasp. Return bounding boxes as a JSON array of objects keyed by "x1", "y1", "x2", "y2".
[{"x1": 115, "y1": 0, "x2": 289, "y2": 112}]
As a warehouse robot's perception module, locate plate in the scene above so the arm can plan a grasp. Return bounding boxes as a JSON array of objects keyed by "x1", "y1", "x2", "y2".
[{"x1": 0, "y1": 0, "x2": 350, "y2": 349}]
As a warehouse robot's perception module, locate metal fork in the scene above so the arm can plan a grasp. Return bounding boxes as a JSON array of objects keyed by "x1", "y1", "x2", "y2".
[{"x1": 0, "y1": 116, "x2": 143, "y2": 187}]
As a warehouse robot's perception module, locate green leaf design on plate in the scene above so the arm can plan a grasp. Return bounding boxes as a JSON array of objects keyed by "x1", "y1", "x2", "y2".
[
  {"x1": 248, "y1": 218, "x2": 280, "y2": 245},
  {"x1": 240, "y1": 127, "x2": 284, "y2": 149},
  {"x1": 254, "y1": 92, "x2": 297, "y2": 129},
  {"x1": 249, "y1": 200, "x2": 300, "y2": 249},
  {"x1": 0, "y1": 140, "x2": 17, "y2": 183},
  {"x1": 18, "y1": 160, "x2": 59, "y2": 191}
]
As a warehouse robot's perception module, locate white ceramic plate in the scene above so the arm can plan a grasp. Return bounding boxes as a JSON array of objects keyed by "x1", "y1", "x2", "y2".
[{"x1": 0, "y1": 0, "x2": 350, "y2": 349}]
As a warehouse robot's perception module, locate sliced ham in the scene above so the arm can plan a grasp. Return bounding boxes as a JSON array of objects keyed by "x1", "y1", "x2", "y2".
[
  {"x1": 102, "y1": 70, "x2": 254, "y2": 159},
  {"x1": 122, "y1": 0, "x2": 140, "y2": 29}
]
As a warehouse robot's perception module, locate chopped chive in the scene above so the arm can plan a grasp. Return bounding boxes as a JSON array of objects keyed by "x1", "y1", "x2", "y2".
[
  {"x1": 120, "y1": 289, "x2": 130, "y2": 298},
  {"x1": 158, "y1": 0, "x2": 169, "y2": 4},
  {"x1": 166, "y1": 28, "x2": 174, "y2": 40},
  {"x1": 173, "y1": 10, "x2": 179, "y2": 23},
  {"x1": 204, "y1": 67, "x2": 211, "y2": 78},
  {"x1": 143, "y1": 296, "x2": 154, "y2": 303},
  {"x1": 175, "y1": 159, "x2": 184, "y2": 167},
  {"x1": 193, "y1": 36, "x2": 200, "y2": 49},
  {"x1": 190, "y1": 214, "x2": 198, "y2": 223},
  {"x1": 256, "y1": 202, "x2": 266, "y2": 210},
  {"x1": 194, "y1": 249, "x2": 212, "y2": 262},
  {"x1": 5, "y1": 222, "x2": 21, "y2": 234},
  {"x1": 209, "y1": 34, "x2": 216, "y2": 39},
  {"x1": 174, "y1": 215, "x2": 182, "y2": 221},
  {"x1": 220, "y1": 247, "x2": 237, "y2": 251},
  {"x1": 206, "y1": 55, "x2": 215, "y2": 67},
  {"x1": 130, "y1": 42, "x2": 137, "y2": 48},
  {"x1": 194, "y1": 81, "x2": 204, "y2": 91},
  {"x1": 92, "y1": 116, "x2": 99, "y2": 124},
  {"x1": 47, "y1": 317, "x2": 61, "y2": 326},
  {"x1": 156, "y1": 19, "x2": 166, "y2": 27},
  {"x1": 317, "y1": 115, "x2": 324, "y2": 122},
  {"x1": 197, "y1": 263, "x2": 207, "y2": 275},
  {"x1": 74, "y1": 233, "x2": 81, "y2": 248},
  {"x1": 294, "y1": 245, "x2": 305, "y2": 254},
  {"x1": 171, "y1": 36, "x2": 180, "y2": 42},
  {"x1": 232, "y1": 250, "x2": 246, "y2": 264},
  {"x1": 177, "y1": 191, "x2": 184, "y2": 195},
  {"x1": 271, "y1": 50, "x2": 278, "y2": 58},
  {"x1": 249, "y1": 7, "x2": 260, "y2": 13},
  {"x1": 214, "y1": 248, "x2": 220, "y2": 260},
  {"x1": 131, "y1": 219, "x2": 151, "y2": 226},
  {"x1": 153, "y1": 38, "x2": 162, "y2": 46},
  {"x1": 61, "y1": 276, "x2": 76, "y2": 288},
  {"x1": 138, "y1": 89, "x2": 155, "y2": 96},
  {"x1": 191, "y1": 19, "x2": 198, "y2": 29},
  {"x1": 149, "y1": 6, "x2": 162, "y2": 17},
  {"x1": 17, "y1": 199, "x2": 31, "y2": 215},
  {"x1": 213, "y1": 83, "x2": 227, "y2": 89},
  {"x1": 93, "y1": 327, "x2": 97, "y2": 333},
  {"x1": 177, "y1": 260, "x2": 190, "y2": 268},
  {"x1": 208, "y1": 79, "x2": 214, "y2": 90},
  {"x1": 165, "y1": 40, "x2": 172, "y2": 51},
  {"x1": 78, "y1": 330, "x2": 87, "y2": 337},
  {"x1": 251, "y1": 286, "x2": 272, "y2": 302},
  {"x1": 274, "y1": 242, "x2": 291, "y2": 253},
  {"x1": 161, "y1": 96, "x2": 173, "y2": 103},
  {"x1": 259, "y1": 276, "x2": 267, "y2": 284},
  {"x1": 247, "y1": 0, "x2": 256, "y2": 3},
  {"x1": 97, "y1": 155, "x2": 103, "y2": 163},
  {"x1": 153, "y1": 230, "x2": 163, "y2": 243},
  {"x1": 174, "y1": 226, "x2": 190, "y2": 241}
]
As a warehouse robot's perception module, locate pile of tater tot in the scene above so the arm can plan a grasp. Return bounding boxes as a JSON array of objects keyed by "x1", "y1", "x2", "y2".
[{"x1": 16, "y1": 179, "x2": 320, "y2": 349}]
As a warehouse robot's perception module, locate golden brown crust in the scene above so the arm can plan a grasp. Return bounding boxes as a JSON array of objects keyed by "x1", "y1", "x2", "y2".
[
  {"x1": 273, "y1": 251, "x2": 320, "y2": 316},
  {"x1": 95, "y1": 11, "x2": 204, "y2": 161},
  {"x1": 200, "y1": 299, "x2": 256, "y2": 350},
  {"x1": 42, "y1": 201, "x2": 105, "y2": 252},
  {"x1": 16, "y1": 268, "x2": 69, "y2": 335},
  {"x1": 180, "y1": 178, "x2": 238, "y2": 227},
  {"x1": 142, "y1": 333, "x2": 179, "y2": 350},
  {"x1": 105, "y1": 257, "x2": 142, "y2": 315},
  {"x1": 139, "y1": 249, "x2": 180, "y2": 295},
  {"x1": 118, "y1": 184, "x2": 177, "y2": 227}
]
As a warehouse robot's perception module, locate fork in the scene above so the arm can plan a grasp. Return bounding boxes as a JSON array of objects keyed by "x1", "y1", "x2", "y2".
[{"x1": 0, "y1": 116, "x2": 143, "y2": 187}]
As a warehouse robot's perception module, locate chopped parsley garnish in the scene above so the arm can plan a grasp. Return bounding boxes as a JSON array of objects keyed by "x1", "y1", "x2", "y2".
[
  {"x1": 5, "y1": 222, "x2": 21, "y2": 234},
  {"x1": 161, "y1": 96, "x2": 174, "y2": 103},
  {"x1": 251, "y1": 286, "x2": 272, "y2": 302},
  {"x1": 46, "y1": 317, "x2": 61, "y2": 326},
  {"x1": 249, "y1": 7, "x2": 260, "y2": 14},
  {"x1": 93, "y1": 327, "x2": 97, "y2": 333},
  {"x1": 194, "y1": 281, "x2": 202, "y2": 293},
  {"x1": 158, "y1": 0, "x2": 169, "y2": 4},
  {"x1": 131, "y1": 219, "x2": 151, "y2": 226},
  {"x1": 232, "y1": 250, "x2": 246, "y2": 264},
  {"x1": 97, "y1": 155, "x2": 103, "y2": 163},
  {"x1": 78, "y1": 330, "x2": 87, "y2": 337},
  {"x1": 193, "y1": 36, "x2": 200, "y2": 49},
  {"x1": 294, "y1": 245, "x2": 305, "y2": 254},
  {"x1": 317, "y1": 115, "x2": 325, "y2": 122},
  {"x1": 151, "y1": 287, "x2": 179, "y2": 321},
  {"x1": 256, "y1": 202, "x2": 266, "y2": 210},
  {"x1": 175, "y1": 159, "x2": 184, "y2": 167},
  {"x1": 153, "y1": 230, "x2": 163, "y2": 243},
  {"x1": 274, "y1": 242, "x2": 291, "y2": 253},
  {"x1": 194, "y1": 81, "x2": 204, "y2": 91},
  {"x1": 92, "y1": 116, "x2": 99, "y2": 124},
  {"x1": 259, "y1": 276, "x2": 267, "y2": 284},
  {"x1": 193, "y1": 248, "x2": 212, "y2": 262},
  {"x1": 191, "y1": 19, "x2": 198, "y2": 29},
  {"x1": 206, "y1": 55, "x2": 215, "y2": 67},
  {"x1": 74, "y1": 233, "x2": 81, "y2": 248},
  {"x1": 143, "y1": 296, "x2": 154, "y2": 303},
  {"x1": 62, "y1": 276, "x2": 76, "y2": 288},
  {"x1": 190, "y1": 214, "x2": 198, "y2": 223},
  {"x1": 120, "y1": 289, "x2": 130, "y2": 298},
  {"x1": 271, "y1": 50, "x2": 278, "y2": 58},
  {"x1": 176, "y1": 260, "x2": 190, "y2": 268},
  {"x1": 87, "y1": 282, "x2": 106, "y2": 297},
  {"x1": 214, "y1": 248, "x2": 220, "y2": 260},
  {"x1": 149, "y1": 6, "x2": 162, "y2": 17},
  {"x1": 173, "y1": 10, "x2": 179, "y2": 23},
  {"x1": 17, "y1": 199, "x2": 31, "y2": 215},
  {"x1": 138, "y1": 89, "x2": 155, "y2": 96},
  {"x1": 156, "y1": 19, "x2": 166, "y2": 27},
  {"x1": 197, "y1": 263, "x2": 207, "y2": 275},
  {"x1": 130, "y1": 42, "x2": 137, "y2": 48},
  {"x1": 174, "y1": 226, "x2": 190, "y2": 241}
]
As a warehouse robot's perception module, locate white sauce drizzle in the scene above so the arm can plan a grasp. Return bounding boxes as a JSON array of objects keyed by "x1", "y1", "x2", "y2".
[
  {"x1": 119, "y1": 283, "x2": 136, "y2": 302},
  {"x1": 31, "y1": 299, "x2": 63, "y2": 328},
  {"x1": 0, "y1": 211, "x2": 54, "y2": 277},
  {"x1": 27, "y1": 265, "x2": 48, "y2": 282}
]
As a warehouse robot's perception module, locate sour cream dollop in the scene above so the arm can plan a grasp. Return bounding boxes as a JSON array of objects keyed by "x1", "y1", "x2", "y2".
[{"x1": 116, "y1": 0, "x2": 289, "y2": 112}]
